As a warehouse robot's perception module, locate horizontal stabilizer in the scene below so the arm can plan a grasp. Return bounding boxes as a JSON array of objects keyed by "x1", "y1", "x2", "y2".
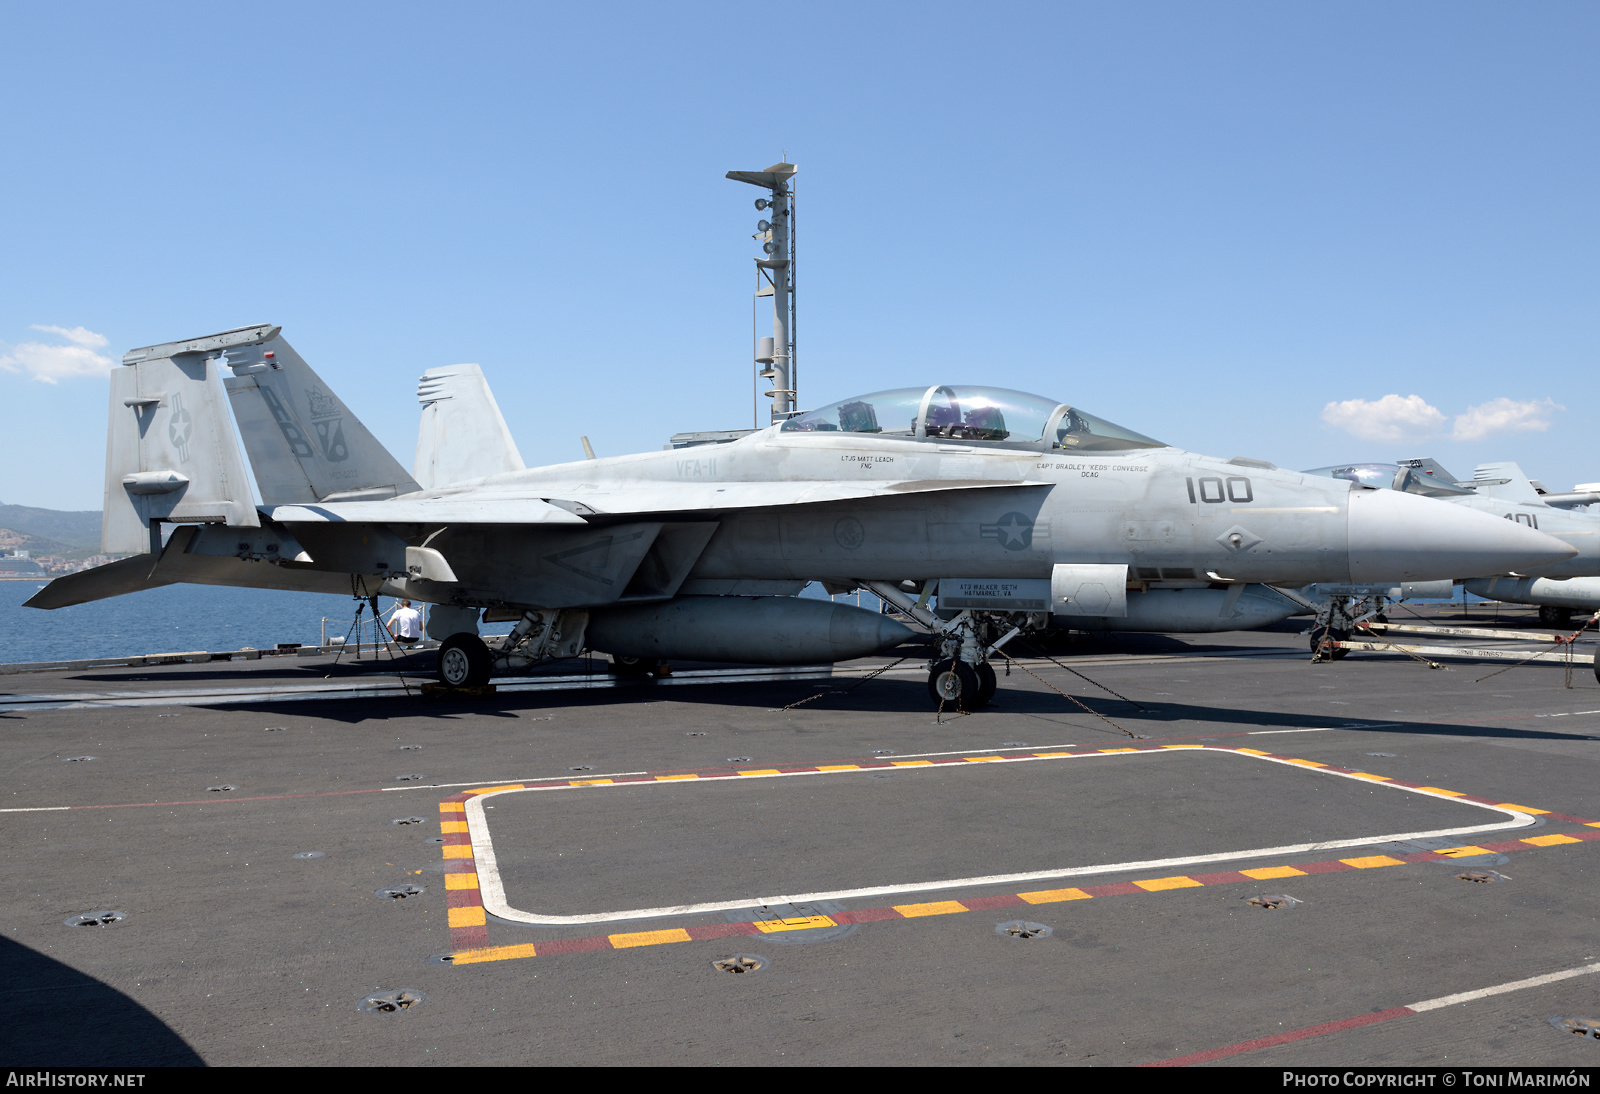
[
  {"x1": 414, "y1": 364, "x2": 525, "y2": 488},
  {"x1": 27, "y1": 526, "x2": 387, "y2": 609},
  {"x1": 25, "y1": 555, "x2": 172, "y2": 609}
]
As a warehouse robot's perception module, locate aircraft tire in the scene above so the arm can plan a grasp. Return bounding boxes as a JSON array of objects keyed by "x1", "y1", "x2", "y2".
[
  {"x1": 1593, "y1": 647, "x2": 1600, "y2": 686},
  {"x1": 1310, "y1": 627, "x2": 1349, "y2": 660},
  {"x1": 973, "y1": 661, "x2": 997, "y2": 708},
  {"x1": 609, "y1": 656, "x2": 653, "y2": 677},
  {"x1": 438, "y1": 633, "x2": 492, "y2": 688},
  {"x1": 1540, "y1": 605, "x2": 1573, "y2": 628},
  {"x1": 927, "y1": 658, "x2": 980, "y2": 711}
]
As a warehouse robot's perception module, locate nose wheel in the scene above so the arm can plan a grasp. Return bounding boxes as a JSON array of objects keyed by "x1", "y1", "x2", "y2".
[
  {"x1": 928, "y1": 659, "x2": 996, "y2": 710},
  {"x1": 1310, "y1": 626, "x2": 1350, "y2": 660}
]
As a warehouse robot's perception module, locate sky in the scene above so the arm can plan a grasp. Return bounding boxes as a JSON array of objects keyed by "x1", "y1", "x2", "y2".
[{"x1": 0, "y1": 2, "x2": 1594, "y2": 510}]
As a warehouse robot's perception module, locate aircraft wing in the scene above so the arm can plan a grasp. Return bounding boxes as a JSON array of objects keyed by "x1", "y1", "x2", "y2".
[
  {"x1": 263, "y1": 478, "x2": 1050, "y2": 523},
  {"x1": 450, "y1": 478, "x2": 1051, "y2": 519},
  {"x1": 260, "y1": 498, "x2": 589, "y2": 524}
]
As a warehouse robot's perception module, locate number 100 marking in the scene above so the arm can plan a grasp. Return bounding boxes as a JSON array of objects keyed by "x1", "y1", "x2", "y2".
[{"x1": 1186, "y1": 476, "x2": 1252, "y2": 504}]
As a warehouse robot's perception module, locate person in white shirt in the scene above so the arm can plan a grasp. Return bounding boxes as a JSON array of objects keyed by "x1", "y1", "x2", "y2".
[{"x1": 387, "y1": 600, "x2": 423, "y2": 645}]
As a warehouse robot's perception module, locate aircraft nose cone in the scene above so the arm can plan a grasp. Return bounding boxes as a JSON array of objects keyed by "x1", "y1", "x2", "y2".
[{"x1": 1347, "y1": 488, "x2": 1578, "y2": 582}]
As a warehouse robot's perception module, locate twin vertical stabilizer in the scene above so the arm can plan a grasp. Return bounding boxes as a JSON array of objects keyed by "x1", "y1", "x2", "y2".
[
  {"x1": 103, "y1": 326, "x2": 266, "y2": 554},
  {"x1": 414, "y1": 363, "x2": 525, "y2": 489},
  {"x1": 102, "y1": 326, "x2": 521, "y2": 555}
]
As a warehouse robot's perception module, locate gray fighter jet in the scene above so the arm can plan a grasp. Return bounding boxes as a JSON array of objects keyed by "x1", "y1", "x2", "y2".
[
  {"x1": 1308, "y1": 459, "x2": 1600, "y2": 626},
  {"x1": 28, "y1": 325, "x2": 1576, "y2": 708}
]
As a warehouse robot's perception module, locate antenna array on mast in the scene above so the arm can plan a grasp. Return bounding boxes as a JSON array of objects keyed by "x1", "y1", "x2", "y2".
[{"x1": 726, "y1": 160, "x2": 797, "y2": 425}]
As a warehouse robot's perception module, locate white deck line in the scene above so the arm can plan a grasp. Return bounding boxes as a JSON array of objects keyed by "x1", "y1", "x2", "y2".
[
  {"x1": 1408, "y1": 960, "x2": 1600, "y2": 1012},
  {"x1": 464, "y1": 747, "x2": 1538, "y2": 927}
]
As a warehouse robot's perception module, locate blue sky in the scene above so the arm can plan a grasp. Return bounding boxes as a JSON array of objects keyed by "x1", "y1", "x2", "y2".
[{"x1": 1, "y1": 2, "x2": 1594, "y2": 510}]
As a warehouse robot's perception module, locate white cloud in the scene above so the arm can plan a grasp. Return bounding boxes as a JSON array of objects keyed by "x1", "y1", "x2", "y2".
[
  {"x1": 1321, "y1": 394, "x2": 1448, "y2": 444},
  {"x1": 30, "y1": 324, "x2": 108, "y2": 349},
  {"x1": 1451, "y1": 397, "x2": 1563, "y2": 442},
  {"x1": 0, "y1": 325, "x2": 114, "y2": 383}
]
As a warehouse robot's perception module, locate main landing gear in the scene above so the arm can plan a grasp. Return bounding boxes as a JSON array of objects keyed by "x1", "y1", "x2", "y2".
[{"x1": 438, "y1": 633, "x2": 492, "y2": 688}]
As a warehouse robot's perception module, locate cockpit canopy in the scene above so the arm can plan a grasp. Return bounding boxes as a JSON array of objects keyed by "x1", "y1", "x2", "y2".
[
  {"x1": 1305, "y1": 463, "x2": 1475, "y2": 498},
  {"x1": 781, "y1": 385, "x2": 1165, "y2": 452}
]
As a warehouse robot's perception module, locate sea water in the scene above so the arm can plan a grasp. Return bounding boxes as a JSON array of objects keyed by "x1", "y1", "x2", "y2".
[{"x1": 0, "y1": 580, "x2": 398, "y2": 664}]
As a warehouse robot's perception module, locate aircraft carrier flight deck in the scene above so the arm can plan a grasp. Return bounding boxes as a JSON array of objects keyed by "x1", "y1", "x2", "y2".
[{"x1": 6, "y1": 609, "x2": 1600, "y2": 1068}]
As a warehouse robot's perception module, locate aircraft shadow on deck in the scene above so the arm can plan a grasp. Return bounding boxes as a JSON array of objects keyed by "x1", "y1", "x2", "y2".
[
  {"x1": 198, "y1": 669, "x2": 1600, "y2": 747},
  {"x1": 0, "y1": 934, "x2": 204, "y2": 1067}
]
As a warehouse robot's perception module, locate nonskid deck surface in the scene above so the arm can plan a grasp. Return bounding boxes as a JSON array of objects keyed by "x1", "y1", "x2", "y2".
[{"x1": 5, "y1": 610, "x2": 1600, "y2": 1067}]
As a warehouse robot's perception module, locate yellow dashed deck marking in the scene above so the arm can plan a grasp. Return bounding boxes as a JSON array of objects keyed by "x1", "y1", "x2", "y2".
[
  {"x1": 569, "y1": 779, "x2": 613, "y2": 786},
  {"x1": 1031, "y1": 752, "x2": 1072, "y2": 758},
  {"x1": 442, "y1": 845, "x2": 473, "y2": 859},
  {"x1": 1135, "y1": 875, "x2": 1203, "y2": 891},
  {"x1": 440, "y1": 820, "x2": 469, "y2": 833},
  {"x1": 445, "y1": 873, "x2": 480, "y2": 890},
  {"x1": 609, "y1": 928, "x2": 692, "y2": 948},
  {"x1": 1434, "y1": 846, "x2": 1492, "y2": 858},
  {"x1": 1348, "y1": 772, "x2": 1392, "y2": 782},
  {"x1": 893, "y1": 900, "x2": 967, "y2": 917},
  {"x1": 1241, "y1": 865, "x2": 1306, "y2": 880},
  {"x1": 1018, "y1": 887, "x2": 1092, "y2": 904},
  {"x1": 1236, "y1": 748, "x2": 1270, "y2": 756},
  {"x1": 1497, "y1": 803, "x2": 1550, "y2": 814},
  {"x1": 754, "y1": 915, "x2": 837, "y2": 933},
  {"x1": 1285, "y1": 759, "x2": 1328, "y2": 768},
  {"x1": 891, "y1": 760, "x2": 932, "y2": 767},
  {"x1": 1417, "y1": 787, "x2": 1465, "y2": 797},
  {"x1": 817, "y1": 765, "x2": 860, "y2": 771},
  {"x1": 1522, "y1": 834, "x2": 1582, "y2": 847},
  {"x1": 655, "y1": 774, "x2": 698, "y2": 781},
  {"x1": 1341, "y1": 855, "x2": 1405, "y2": 869},
  {"x1": 1162, "y1": 745, "x2": 1204, "y2": 750},
  {"x1": 468, "y1": 785, "x2": 525, "y2": 795},
  {"x1": 451, "y1": 943, "x2": 537, "y2": 965},
  {"x1": 1099, "y1": 748, "x2": 1139, "y2": 753},
  {"x1": 448, "y1": 906, "x2": 486, "y2": 928},
  {"x1": 736, "y1": 769, "x2": 781, "y2": 776},
  {"x1": 963, "y1": 756, "x2": 1005, "y2": 763},
  {"x1": 439, "y1": 802, "x2": 465, "y2": 813}
]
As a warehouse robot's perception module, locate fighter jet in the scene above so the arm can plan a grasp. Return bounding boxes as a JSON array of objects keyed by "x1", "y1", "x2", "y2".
[
  {"x1": 27, "y1": 325, "x2": 1576, "y2": 708},
  {"x1": 1308, "y1": 459, "x2": 1600, "y2": 626}
]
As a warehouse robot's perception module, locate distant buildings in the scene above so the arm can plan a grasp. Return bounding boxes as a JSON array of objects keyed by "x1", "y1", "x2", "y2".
[{"x1": 0, "y1": 549, "x2": 122, "y2": 578}]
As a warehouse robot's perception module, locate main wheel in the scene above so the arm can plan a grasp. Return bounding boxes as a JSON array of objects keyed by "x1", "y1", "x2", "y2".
[
  {"x1": 609, "y1": 655, "x2": 653, "y2": 677},
  {"x1": 438, "y1": 633, "x2": 492, "y2": 688},
  {"x1": 928, "y1": 658, "x2": 981, "y2": 710},
  {"x1": 1540, "y1": 605, "x2": 1573, "y2": 628},
  {"x1": 971, "y1": 661, "x2": 998, "y2": 708}
]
